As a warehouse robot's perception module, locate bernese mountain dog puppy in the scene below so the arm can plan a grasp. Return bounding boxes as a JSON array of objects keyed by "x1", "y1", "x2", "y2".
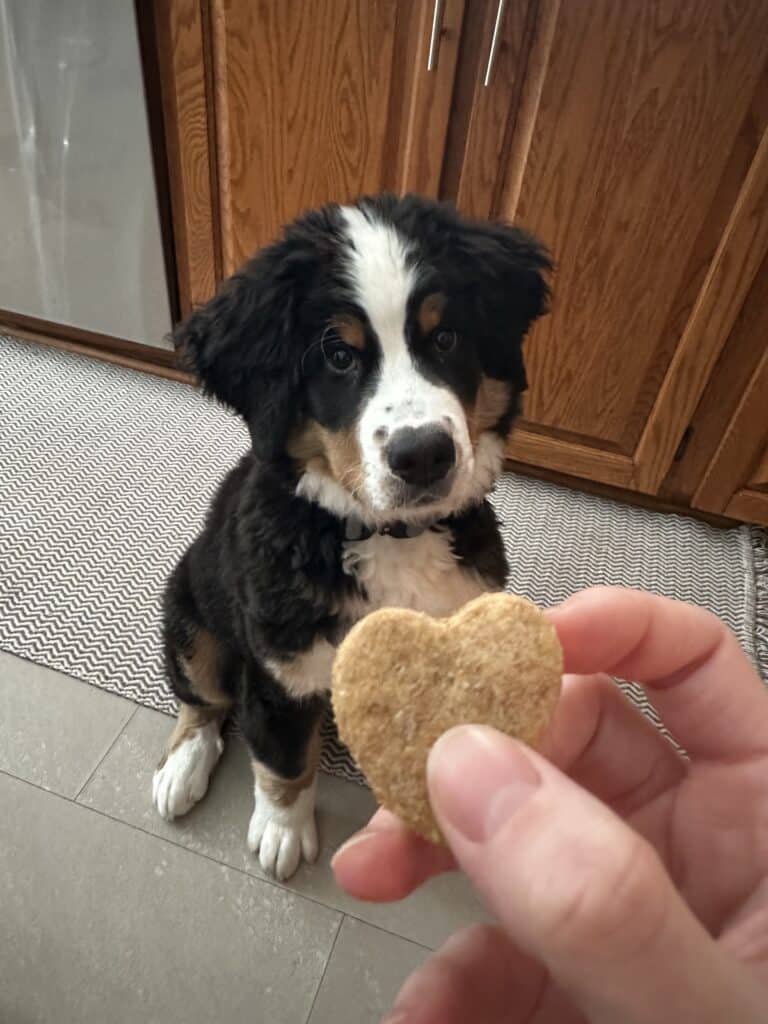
[{"x1": 152, "y1": 194, "x2": 549, "y2": 880}]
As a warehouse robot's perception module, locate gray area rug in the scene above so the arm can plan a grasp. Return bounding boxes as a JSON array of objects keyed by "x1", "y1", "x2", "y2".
[{"x1": 1, "y1": 335, "x2": 766, "y2": 783}]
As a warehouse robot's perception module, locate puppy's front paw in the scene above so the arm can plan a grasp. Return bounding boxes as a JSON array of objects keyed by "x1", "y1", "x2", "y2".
[
  {"x1": 152, "y1": 724, "x2": 224, "y2": 820},
  {"x1": 247, "y1": 783, "x2": 318, "y2": 881}
]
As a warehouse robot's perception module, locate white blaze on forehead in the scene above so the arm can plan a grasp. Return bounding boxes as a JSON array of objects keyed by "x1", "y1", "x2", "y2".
[
  {"x1": 340, "y1": 204, "x2": 474, "y2": 513},
  {"x1": 339, "y1": 205, "x2": 418, "y2": 346}
]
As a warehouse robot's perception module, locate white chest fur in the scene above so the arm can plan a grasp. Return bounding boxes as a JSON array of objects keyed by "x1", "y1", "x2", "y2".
[
  {"x1": 267, "y1": 528, "x2": 494, "y2": 699},
  {"x1": 342, "y1": 528, "x2": 491, "y2": 619}
]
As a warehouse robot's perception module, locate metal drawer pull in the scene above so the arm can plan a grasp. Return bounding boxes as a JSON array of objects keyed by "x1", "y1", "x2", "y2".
[
  {"x1": 483, "y1": 0, "x2": 508, "y2": 86},
  {"x1": 427, "y1": 0, "x2": 445, "y2": 71}
]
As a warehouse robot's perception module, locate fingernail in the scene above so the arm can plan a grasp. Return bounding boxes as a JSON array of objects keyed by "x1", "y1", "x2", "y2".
[
  {"x1": 331, "y1": 830, "x2": 377, "y2": 867},
  {"x1": 428, "y1": 726, "x2": 540, "y2": 843}
]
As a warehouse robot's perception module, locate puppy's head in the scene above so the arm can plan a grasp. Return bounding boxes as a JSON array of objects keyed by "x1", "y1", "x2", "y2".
[{"x1": 176, "y1": 195, "x2": 549, "y2": 524}]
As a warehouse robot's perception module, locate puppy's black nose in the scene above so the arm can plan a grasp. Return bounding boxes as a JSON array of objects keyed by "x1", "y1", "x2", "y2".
[{"x1": 386, "y1": 426, "x2": 456, "y2": 488}]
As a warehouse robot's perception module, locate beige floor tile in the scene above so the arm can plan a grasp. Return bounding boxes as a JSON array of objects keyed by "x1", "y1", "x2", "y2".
[
  {"x1": 308, "y1": 917, "x2": 427, "y2": 1024},
  {"x1": 0, "y1": 652, "x2": 135, "y2": 797},
  {"x1": 79, "y1": 705, "x2": 491, "y2": 949},
  {"x1": 0, "y1": 772, "x2": 340, "y2": 1024}
]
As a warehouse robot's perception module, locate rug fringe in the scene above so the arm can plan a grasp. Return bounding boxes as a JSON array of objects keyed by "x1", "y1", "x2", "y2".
[{"x1": 750, "y1": 526, "x2": 768, "y2": 681}]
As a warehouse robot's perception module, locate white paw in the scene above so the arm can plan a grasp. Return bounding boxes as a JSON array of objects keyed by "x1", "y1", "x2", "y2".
[
  {"x1": 247, "y1": 781, "x2": 318, "y2": 881},
  {"x1": 152, "y1": 723, "x2": 224, "y2": 820}
]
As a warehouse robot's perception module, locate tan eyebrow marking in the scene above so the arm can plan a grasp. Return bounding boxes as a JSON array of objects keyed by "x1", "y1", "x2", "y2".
[
  {"x1": 331, "y1": 314, "x2": 366, "y2": 350},
  {"x1": 417, "y1": 292, "x2": 446, "y2": 334}
]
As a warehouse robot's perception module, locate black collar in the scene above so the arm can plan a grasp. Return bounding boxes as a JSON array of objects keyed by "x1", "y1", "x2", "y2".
[{"x1": 343, "y1": 515, "x2": 447, "y2": 541}]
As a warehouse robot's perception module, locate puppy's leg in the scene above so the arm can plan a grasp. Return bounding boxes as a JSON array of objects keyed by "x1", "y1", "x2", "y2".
[
  {"x1": 153, "y1": 701, "x2": 228, "y2": 820},
  {"x1": 239, "y1": 653, "x2": 329, "y2": 881},
  {"x1": 246, "y1": 714, "x2": 323, "y2": 882},
  {"x1": 153, "y1": 571, "x2": 233, "y2": 819}
]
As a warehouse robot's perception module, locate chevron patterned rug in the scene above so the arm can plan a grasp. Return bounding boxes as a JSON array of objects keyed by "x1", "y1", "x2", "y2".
[{"x1": 1, "y1": 334, "x2": 766, "y2": 784}]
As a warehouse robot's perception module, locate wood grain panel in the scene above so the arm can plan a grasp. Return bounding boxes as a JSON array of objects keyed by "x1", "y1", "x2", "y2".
[
  {"x1": 503, "y1": 0, "x2": 768, "y2": 452},
  {"x1": 385, "y1": 0, "x2": 466, "y2": 196},
  {"x1": 661, "y1": 250, "x2": 768, "y2": 504},
  {"x1": 498, "y1": 0, "x2": 561, "y2": 219},
  {"x1": 693, "y1": 344, "x2": 768, "y2": 515},
  {"x1": 752, "y1": 448, "x2": 768, "y2": 490},
  {"x1": 507, "y1": 428, "x2": 635, "y2": 488},
  {"x1": 635, "y1": 125, "x2": 768, "y2": 493},
  {"x1": 154, "y1": 0, "x2": 219, "y2": 311},
  {"x1": 445, "y1": 0, "x2": 537, "y2": 218},
  {"x1": 724, "y1": 490, "x2": 768, "y2": 526},
  {"x1": 629, "y1": 66, "x2": 768, "y2": 459},
  {"x1": 753, "y1": 448, "x2": 768, "y2": 487},
  {"x1": 215, "y1": 0, "x2": 399, "y2": 269}
]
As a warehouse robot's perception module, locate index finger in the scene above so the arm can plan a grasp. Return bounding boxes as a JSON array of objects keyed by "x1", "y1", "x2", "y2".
[
  {"x1": 547, "y1": 587, "x2": 768, "y2": 759},
  {"x1": 331, "y1": 808, "x2": 455, "y2": 901}
]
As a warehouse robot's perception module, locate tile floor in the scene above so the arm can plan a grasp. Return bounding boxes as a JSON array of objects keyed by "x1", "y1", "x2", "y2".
[{"x1": 0, "y1": 651, "x2": 487, "y2": 1024}]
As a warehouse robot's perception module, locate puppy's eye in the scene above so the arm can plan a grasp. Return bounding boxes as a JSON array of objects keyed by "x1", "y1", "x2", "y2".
[
  {"x1": 433, "y1": 330, "x2": 458, "y2": 354},
  {"x1": 326, "y1": 346, "x2": 356, "y2": 374}
]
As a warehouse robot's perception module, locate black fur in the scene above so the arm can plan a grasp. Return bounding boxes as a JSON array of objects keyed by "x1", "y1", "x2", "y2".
[
  {"x1": 179, "y1": 455, "x2": 353, "y2": 662},
  {"x1": 237, "y1": 663, "x2": 326, "y2": 781},
  {"x1": 445, "y1": 502, "x2": 508, "y2": 587},
  {"x1": 164, "y1": 194, "x2": 549, "y2": 784}
]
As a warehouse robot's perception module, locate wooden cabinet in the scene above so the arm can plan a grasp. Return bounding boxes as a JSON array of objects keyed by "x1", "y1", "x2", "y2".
[
  {"x1": 153, "y1": 0, "x2": 768, "y2": 525},
  {"x1": 156, "y1": 0, "x2": 466, "y2": 302},
  {"x1": 203, "y1": 0, "x2": 467, "y2": 276},
  {"x1": 447, "y1": 0, "x2": 768, "y2": 507}
]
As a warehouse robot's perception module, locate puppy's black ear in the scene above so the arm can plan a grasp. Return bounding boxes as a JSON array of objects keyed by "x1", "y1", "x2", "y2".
[
  {"x1": 174, "y1": 238, "x2": 318, "y2": 459},
  {"x1": 455, "y1": 220, "x2": 551, "y2": 388}
]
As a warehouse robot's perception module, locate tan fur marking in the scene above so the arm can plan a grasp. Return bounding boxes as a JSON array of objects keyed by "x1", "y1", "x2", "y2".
[
  {"x1": 288, "y1": 419, "x2": 365, "y2": 496},
  {"x1": 253, "y1": 725, "x2": 321, "y2": 808},
  {"x1": 467, "y1": 377, "x2": 512, "y2": 443},
  {"x1": 417, "y1": 292, "x2": 446, "y2": 335},
  {"x1": 180, "y1": 628, "x2": 230, "y2": 708},
  {"x1": 332, "y1": 314, "x2": 365, "y2": 350},
  {"x1": 267, "y1": 640, "x2": 336, "y2": 699},
  {"x1": 320, "y1": 426, "x2": 365, "y2": 495},
  {"x1": 157, "y1": 703, "x2": 227, "y2": 767},
  {"x1": 287, "y1": 420, "x2": 325, "y2": 463}
]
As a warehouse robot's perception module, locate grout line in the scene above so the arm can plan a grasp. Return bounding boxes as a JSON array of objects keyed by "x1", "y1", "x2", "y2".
[
  {"x1": 1, "y1": 768, "x2": 336, "y2": 909},
  {"x1": 0, "y1": 769, "x2": 436, "y2": 951},
  {"x1": 337, "y1": 914, "x2": 433, "y2": 952},
  {"x1": 0, "y1": 769, "x2": 341, "y2": 916},
  {"x1": 73, "y1": 703, "x2": 139, "y2": 801},
  {"x1": 303, "y1": 913, "x2": 345, "y2": 1024}
]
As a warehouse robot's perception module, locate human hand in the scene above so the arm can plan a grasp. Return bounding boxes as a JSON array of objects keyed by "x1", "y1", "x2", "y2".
[{"x1": 332, "y1": 587, "x2": 768, "y2": 1023}]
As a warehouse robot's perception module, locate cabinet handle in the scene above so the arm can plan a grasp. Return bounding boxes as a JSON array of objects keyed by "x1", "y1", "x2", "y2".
[
  {"x1": 483, "y1": 0, "x2": 508, "y2": 86},
  {"x1": 427, "y1": 0, "x2": 444, "y2": 71}
]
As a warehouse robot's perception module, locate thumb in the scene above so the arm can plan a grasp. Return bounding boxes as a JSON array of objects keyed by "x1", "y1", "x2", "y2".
[{"x1": 427, "y1": 726, "x2": 761, "y2": 1024}]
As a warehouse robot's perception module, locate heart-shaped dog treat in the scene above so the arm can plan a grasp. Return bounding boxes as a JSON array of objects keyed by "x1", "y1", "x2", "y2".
[{"x1": 332, "y1": 593, "x2": 563, "y2": 843}]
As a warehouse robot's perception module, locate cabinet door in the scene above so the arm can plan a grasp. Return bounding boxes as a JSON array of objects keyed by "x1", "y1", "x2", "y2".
[
  {"x1": 693, "y1": 346, "x2": 768, "y2": 526},
  {"x1": 211, "y1": 0, "x2": 464, "y2": 276},
  {"x1": 449, "y1": 0, "x2": 768, "y2": 495},
  {"x1": 157, "y1": 0, "x2": 465, "y2": 305}
]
